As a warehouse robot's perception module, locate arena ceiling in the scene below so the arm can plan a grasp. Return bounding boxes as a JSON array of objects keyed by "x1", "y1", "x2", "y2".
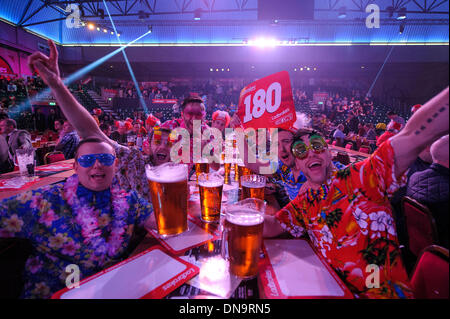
[{"x1": 0, "y1": 0, "x2": 448, "y2": 46}]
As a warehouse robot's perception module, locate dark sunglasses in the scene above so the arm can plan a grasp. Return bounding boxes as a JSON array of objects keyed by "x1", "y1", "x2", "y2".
[
  {"x1": 77, "y1": 153, "x2": 116, "y2": 168},
  {"x1": 291, "y1": 135, "x2": 328, "y2": 160}
]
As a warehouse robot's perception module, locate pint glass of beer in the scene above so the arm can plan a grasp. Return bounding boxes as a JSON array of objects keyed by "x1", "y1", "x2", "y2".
[
  {"x1": 145, "y1": 163, "x2": 188, "y2": 237},
  {"x1": 241, "y1": 174, "x2": 266, "y2": 201},
  {"x1": 222, "y1": 198, "x2": 266, "y2": 279},
  {"x1": 198, "y1": 172, "x2": 224, "y2": 223},
  {"x1": 237, "y1": 163, "x2": 251, "y2": 187},
  {"x1": 195, "y1": 159, "x2": 210, "y2": 184},
  {"x1": 223, "y1": 162, "x2": 232, "y2": 184}
]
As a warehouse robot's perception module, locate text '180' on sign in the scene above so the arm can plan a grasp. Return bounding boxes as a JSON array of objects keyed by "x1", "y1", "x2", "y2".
[{"x1": 237, "y1": 71, "x2": 296, "y2": 130}]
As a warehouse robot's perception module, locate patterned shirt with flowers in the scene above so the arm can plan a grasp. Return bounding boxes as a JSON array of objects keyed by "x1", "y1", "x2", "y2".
[
  {"x1": 276, "y1": 140, "x2": 413, "y2": 299},
  {"x1": 113, "y1": 142, "x2": 152, "y2": 200},
  {"x1": 0, "y1": 174, "x2": 153, "y2": 299},
  {"x1": 273, "y1": 160, "x2": 346, "y2": 201}
]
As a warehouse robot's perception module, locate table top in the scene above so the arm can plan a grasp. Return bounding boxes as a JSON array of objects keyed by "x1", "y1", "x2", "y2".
[
  {"x1": 0, "y1": 159, "x2": 74, "y2": 200},
  {"x1": 329, "y1": 145, "x2": 371, "y2": 159},
  {"x1": 128, "y1": 180, "x2": 352, "y2": 299}
]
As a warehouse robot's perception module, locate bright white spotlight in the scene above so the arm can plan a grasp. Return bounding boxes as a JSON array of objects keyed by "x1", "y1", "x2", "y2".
[{"x1": 254, "y1": 37, "x2": 277, "y2": 48}]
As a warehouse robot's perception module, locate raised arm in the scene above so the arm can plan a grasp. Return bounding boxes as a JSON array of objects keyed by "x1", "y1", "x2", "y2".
[
  {"x1": 27, "y1": 40, "x2": 112, "y2": 143},
  {"x1": 390, "y1": 87, "x2": 449, "y2": 178}
]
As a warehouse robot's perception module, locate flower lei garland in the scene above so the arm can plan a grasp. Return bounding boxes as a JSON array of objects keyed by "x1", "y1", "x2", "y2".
[{"x1": 63, "y1": 175, "x2": 129, "y2": 263}]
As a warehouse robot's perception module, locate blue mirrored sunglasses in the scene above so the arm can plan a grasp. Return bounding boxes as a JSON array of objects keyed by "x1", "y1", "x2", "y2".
[{"x1": 77, "y1": 153, "x2": 116, "y2": 168}]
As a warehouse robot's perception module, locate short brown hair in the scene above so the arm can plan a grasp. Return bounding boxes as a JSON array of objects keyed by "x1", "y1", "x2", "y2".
[{"x1": 181, "y1": 96, "x2": 204, "y2": 111}]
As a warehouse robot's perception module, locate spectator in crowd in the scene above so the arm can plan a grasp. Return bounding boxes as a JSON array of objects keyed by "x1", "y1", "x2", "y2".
[
  {"x1": 0, "y1": 137, "x2": 154, "y2": 298},
  {"x1": 47, "y1": 108, "x2": 58, "y2": 132},
  {"x1": 387, "y1": 110, "x2": 406, "y2": 131},
  {"x1": 357, "y1": 123, "x2": 366, "y2": 137},
  {"x1": 0, "y1": 118, "x2": 32, "y2": 169},
  {"x1": 110, "y1": 121, "x2": 131, "y2": 145},
  {"x1": 344, "y1": 113, "x2": 359, "y2": 134},
  {"x1": 172, "y1": 103, "x2": 180, "y2": 118},
  {"x1": 100, "y1": 123, "x2": 112, "y2": 138},
  {"x1": 407, "y1": 135, "x2": 449, "y2": 248},
  {"x1": 211, "y1": 110, "x2": 230, "y2": 136},
  {"x1": 364, "y1": 123, "x2": 377, "y2": 142},
  {"x1": 54, "y1": 121, "x2": 80, "y2": 159},
  {"x1": 333, "y1": 124, "x2": 346, "y2": 147},
  {"x1": 263, "y1": 87, "x2": 449, "y2": 298},
  {"x1": 0, "y1": 134, "x2": 11, "y2": 173},
  {"x1": 54, "y1": 119, "x2": 64, "y2": 137},
  {"x1": 144, "y1": 114, "x2": 160, "y2": 138}
]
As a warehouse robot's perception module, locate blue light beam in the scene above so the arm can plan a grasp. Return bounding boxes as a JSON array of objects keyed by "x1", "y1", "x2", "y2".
[
  {"x1": 10, "y1": 30, "x2": 152, "y2": 114},
  {"x1": 102, "y1": 0, "x2": 149, "y2": 115},
  {"x1": 366, "y1": 46, "x2": 395, "y2": 98}
]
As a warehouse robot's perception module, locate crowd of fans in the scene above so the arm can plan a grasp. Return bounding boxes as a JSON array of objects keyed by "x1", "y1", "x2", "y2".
[{"x1": 0, "y1": 43, "x2": 447, "y2": 299}]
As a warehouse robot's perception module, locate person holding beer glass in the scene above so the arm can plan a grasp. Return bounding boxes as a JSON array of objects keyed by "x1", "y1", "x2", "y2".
[
  {"x1": 0, "y1": 138, "x2": 154, "y2": 298},
  {"x1": 27, "y1": 40, "x2": 172, "y2": 200},
  {"x1": 263, "y1": 87, "x2": 449, "y2": 298}
]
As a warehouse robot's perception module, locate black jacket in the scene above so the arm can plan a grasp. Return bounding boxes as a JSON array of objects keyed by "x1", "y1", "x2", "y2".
[{"x1": 407, "y1": 163, "x2": 449, "y2": 248}]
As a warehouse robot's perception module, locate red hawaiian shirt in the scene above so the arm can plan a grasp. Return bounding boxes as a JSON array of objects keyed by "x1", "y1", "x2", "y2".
[{"x1": 276, "y1": 139, "x2": 413, "y2": 299}]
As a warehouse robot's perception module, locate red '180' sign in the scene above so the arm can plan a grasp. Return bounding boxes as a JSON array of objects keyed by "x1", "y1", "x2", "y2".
[{"x1": 236, "y1": 71, "x2": 296, "y2": 130}]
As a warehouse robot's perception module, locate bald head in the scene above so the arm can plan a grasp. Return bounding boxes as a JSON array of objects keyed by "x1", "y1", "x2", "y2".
[{"x1": 431, "y1": 135, "x2": 449, "y2": 168}]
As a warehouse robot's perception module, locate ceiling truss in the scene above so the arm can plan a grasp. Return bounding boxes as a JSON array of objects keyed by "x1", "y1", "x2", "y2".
[{"x1": 16, "y1": 0, "x2": 449, "y2": 28}]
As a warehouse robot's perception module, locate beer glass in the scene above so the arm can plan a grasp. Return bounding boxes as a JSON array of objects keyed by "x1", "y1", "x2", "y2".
[
  {"x1": 198, "y1": 172, "x2": 224, "y2": 223},
  {"x1": 15, "y1": 148, "x2": 35, "y2": 176},
  {"x1": 223, "y1": 162, "x2": 232, "y2": 184},
  {"x1": 237, "y1": 163, "x2": 251, "y2": 187},
  {"x1": 241, "y1": 174, "x2": 266, "y2": 201},
  {"x1": 145, "y1": 163, "x2": 188, "y2": 237},
  {"x1": 234, "y1": 163, "x2": 239, "y2": 182},
  {"x1": 221, "y1": 198, "x2": 266, "y2": 279},
  {"x1": 127, "y1": 135, "x2": 136, "y2": 147},
  {"x1": 195, "y1": 159, "x2": 209, "y2": 184}
]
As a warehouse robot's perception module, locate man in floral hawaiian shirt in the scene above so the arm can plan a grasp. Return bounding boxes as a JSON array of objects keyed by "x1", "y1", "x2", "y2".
[
  {"x1": 0, "y1": 138, "x2": 153, "y2": 298},
  {"x1": 27, "y1": 40, "x2": 173, "y2": 201},
  {"x1": 264, "y1": 87, "x2": 449, "y2": 298}
]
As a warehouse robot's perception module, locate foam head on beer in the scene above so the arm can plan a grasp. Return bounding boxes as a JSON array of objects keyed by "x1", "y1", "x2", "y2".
[{"x1": 145, "y1": 162, "x2": 188, "y2": 182}]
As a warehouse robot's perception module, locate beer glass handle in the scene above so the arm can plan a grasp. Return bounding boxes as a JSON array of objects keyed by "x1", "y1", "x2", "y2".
[{"x1": 221, "y1": 228, "x2": 229, "y2": 261}]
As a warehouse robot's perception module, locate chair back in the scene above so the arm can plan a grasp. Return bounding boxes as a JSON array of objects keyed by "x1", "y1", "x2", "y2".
[
  {"x1": 345, "y1": 143, "x2": 353, "y2": 150},
  {"x1": 402, "y1": 196, "x2": 439, "y2": 257},
  {"x1": 359, "y1": 146, "x2": 370, "y2": 153},
  {"x1": 410, "y1": 245, "x2": 449, "y2": 299},
  {"x1": 44, "y1": 151, "x2": 66, "y2": 164},
  {"x1": 331, "y1": 140, "x2": 337, "y2": 146}
]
